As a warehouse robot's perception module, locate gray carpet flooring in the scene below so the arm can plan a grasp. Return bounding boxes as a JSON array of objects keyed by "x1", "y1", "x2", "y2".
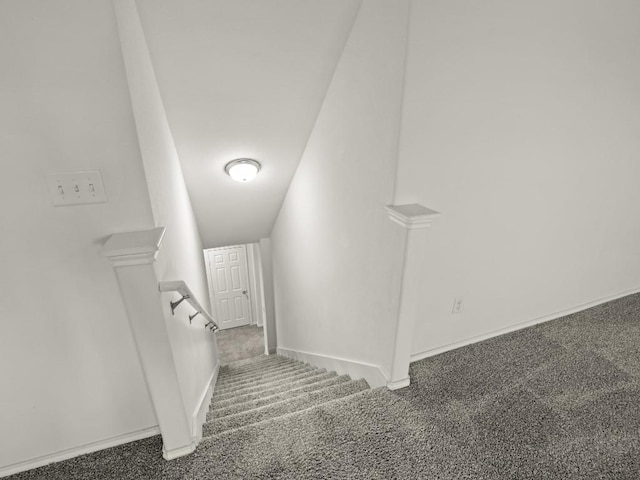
[
  {"x1": 216, "y1": 324, "x2": 265, "y2": 365},
  {"x1": 8, "y1": 293, "x2": 640, "y2": 479}
]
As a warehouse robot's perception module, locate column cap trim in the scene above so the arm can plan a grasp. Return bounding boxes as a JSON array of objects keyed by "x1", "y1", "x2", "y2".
[
  {"x1": 101, "y1": 227, "x2": 166, "y2": 266},
  {"x1": 385, "y1": 204, "x2": 440, "y2": 230}
]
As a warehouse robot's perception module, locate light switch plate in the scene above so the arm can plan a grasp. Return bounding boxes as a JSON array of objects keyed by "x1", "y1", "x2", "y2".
[{"x1": 46, "y1": 170, "x2": 107, "y2": 206}]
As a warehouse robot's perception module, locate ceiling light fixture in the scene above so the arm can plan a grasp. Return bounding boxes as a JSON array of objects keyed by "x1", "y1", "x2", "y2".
[{"x1": 224, "y1": 158, "x2": 261, "y2": 182}]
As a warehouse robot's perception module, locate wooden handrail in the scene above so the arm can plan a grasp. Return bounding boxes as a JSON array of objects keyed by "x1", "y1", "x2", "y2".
[{"x1": 158, "y1": 280, "x2": 218, "y2": 332}]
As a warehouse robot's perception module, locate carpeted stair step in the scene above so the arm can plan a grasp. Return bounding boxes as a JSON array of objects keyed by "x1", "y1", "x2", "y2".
[
  {"x1": 218, "y1": 362, "x2": 304, "y2": 384},
  {"x1": 219, "y1": 355, "x2": 295, "y2": 374},
  {"x1": 218, "y1": 362, "x2": 305, "y2": 384},
  {"x1": 220, "y1": 354, "x2": 282, "y2": 369},
  {"x1": 220, "y1": 356, "x2": 293, "y2": 376},
  {"x1": 220, "y1": 359, "x2": 295, "y2": 378},
  {"x1": 216, "y1": 365, "x2": 316, "y2": 392},
  {"x1": 217, "y1": 360, "x2": 310, "y2": 385},
  {"x1": 212, "y1": 373, "x2": 349, "y2": 410},
  {"x1": 210, "y1": 374, "x2": 354, "y2": 419},
  {"x1": 221, "y1": 354, "x2": 273, "y2": 366},
  {"x1": 204, "y1": 388, "x2": 386, "y2": 442},
  {"x1": 204, "y1": 379, "x2": 370, "y2": 436},
  {"x1": 217, "y1": 363, "x2": 310, "y2": 388},
  {"x1": 213, "y1": 369, "x2": 331, "y2": 402},
  {"x1": 197, "y1": 388, "x2": 399, "y2": 478}
]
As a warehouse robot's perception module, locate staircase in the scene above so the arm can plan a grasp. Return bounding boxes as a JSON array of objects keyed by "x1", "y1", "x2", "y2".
[{"x1": 205, "y1": 355, "x2": 370, "y2": 437}]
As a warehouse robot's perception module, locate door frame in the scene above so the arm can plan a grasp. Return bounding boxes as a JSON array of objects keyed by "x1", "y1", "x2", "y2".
[
  {"x1": 249, "y1": 242, "x2": 269, "y2": 354},
  {"x1": 203, "y1": 244, "x2": 253, "y2": 329}
]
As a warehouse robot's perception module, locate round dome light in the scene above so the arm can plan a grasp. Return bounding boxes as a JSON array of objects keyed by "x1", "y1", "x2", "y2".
[{"x1": 225, "y1": 158, "x2": 261, "y2": 182}]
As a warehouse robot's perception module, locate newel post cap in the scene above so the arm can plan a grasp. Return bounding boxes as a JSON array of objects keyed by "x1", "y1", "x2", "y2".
[
  {"x1": 101, "y1": 227, "x2": 166, "y2": 266},
  {"x1": 385, "y1": 204, "x2": 440, "y2": 230}
]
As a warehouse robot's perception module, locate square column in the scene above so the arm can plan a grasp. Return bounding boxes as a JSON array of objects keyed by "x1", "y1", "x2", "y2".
[
  {"x1": 385, "y1": 205, "x2": 439, "y2": 389},
  {"x1": 101, "y1": 227, "x2": 195, "y2": 459}
]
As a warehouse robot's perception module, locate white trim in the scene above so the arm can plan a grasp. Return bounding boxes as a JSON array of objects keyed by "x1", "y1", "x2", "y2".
[
  {"x1": 386, "y1": 377, "x2": 411, "y2": 390},
  {"x1": 101, "y1": 227, "x2": 166, "y2": 267},
  {"x1": 0, "y1": 426, "x2": 160, "y2": 478},
  {"x1": 277, "y1": 347, "x2": 388, "y2": 388},
  {"x1": 162, "y1": 441, "x2": 196, "y2": 461},
  {"x1": 385, "y1": 204, "x2": 440, "y2": 230},
  {"x1": 191, "y1": 361, "x2": 220, "y2": 443},
  {"x1": 246, "y1": 244, "x2": 260, "y2": 326},
  {"x1": 255, "y1": 245, "x2": 266, "y2": 328},
  {"x1": 411, "y1": 286, "x2": 640, "y2": 363},
  {"x1": 203, "y1": 248, "x2": 216, "y2": 324},
  {"x1": 212, "y1": 359, "x2": 221, "y2": 388}
]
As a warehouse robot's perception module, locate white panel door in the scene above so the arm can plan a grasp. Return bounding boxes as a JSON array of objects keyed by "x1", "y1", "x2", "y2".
[{"x1": 206, "y1": 245, "x2": 252, "y2": 330}]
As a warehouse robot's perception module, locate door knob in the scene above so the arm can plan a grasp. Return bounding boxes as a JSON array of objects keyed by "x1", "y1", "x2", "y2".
[{"x1": 242, "y1": 290, "x2": 247, "y2": 295}]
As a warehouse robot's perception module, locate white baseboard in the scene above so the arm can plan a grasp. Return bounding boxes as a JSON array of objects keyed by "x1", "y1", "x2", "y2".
[
  {"x1": 191, "y1": 360, "x2": 220, "y2": 444},
  {"x1": 277, "y1": 347, "x2": 388, "y2": 388},
  {"x1": 411, "y1": 286, "x2": 640, "y2": 363},
  {"x1": 386, "y1": 377, "x2": 411, "y2": 390},
  {"x1": 0, "y1": 425, "x2": 161, "y2": 478},
  {"x1": 162, "y1": 441, "x2": 196, "y2": 460}
]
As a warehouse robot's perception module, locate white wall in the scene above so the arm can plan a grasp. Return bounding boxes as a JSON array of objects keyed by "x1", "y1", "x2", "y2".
[
  {"x1": 0, "y1": 0, "x2": 158, "y2": 471},
  {"x1": 395, "y1": 0, "x2": 640, "y2": 356},
  {"x1": 114, "y1": 0, "x2": 218, "y2": 427},
  {"x1": 270, "y1": 0, "x2": 410, "y2": 375}
]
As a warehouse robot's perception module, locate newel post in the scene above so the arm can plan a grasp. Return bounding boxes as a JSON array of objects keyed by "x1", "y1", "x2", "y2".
[
  {"x1": 386, "y1": 204, "x2": 440, "y2": 390},
  {"x1": 101, "y1": 227, "x2": 195, "y2": 460}
]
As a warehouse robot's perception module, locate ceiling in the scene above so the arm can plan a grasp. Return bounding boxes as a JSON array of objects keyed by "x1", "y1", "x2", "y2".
[{"x1": 135, "y1": 0, "x2": 361, "y2": 248}]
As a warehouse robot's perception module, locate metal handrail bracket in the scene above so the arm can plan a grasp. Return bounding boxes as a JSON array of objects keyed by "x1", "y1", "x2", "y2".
[
  {"x1": 158, "y1": 280, "x2": 219, "y2": 331},
  {"x1": 170, "y1": 295, "x2": 190, "y2": 315}
]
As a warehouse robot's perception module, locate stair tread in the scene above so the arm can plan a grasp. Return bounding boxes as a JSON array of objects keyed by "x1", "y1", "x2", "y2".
[
  {"x1": 218, "y1": 361, "x2": 303, "y2": 382},
  {"x1": 216, "y1": 366, "x2": 315, "y2": 392},
  {"x1": 210, "y1": 375, "x2": 353, "y2": 419},
  {"x1": 222, "y1": 355, "x2": 296, "y2": 373},
  {"x1": 213, "y1": 369, "x2": 330, "y2": 401},
  {"x1": 208, "y1": 355, "x2": 372, "y2": 441},
  {"x1": 205, "y1": 379, "x2": 369, "y2": 436},
  {"x1": 220, "y1": 355, "x2": 278, "y2": 369},
  {"x1": 203, "y1": 387, "x2": 377, "y2": 439},
  {"x1": 217, "y1": 364, "x2": 314, "y2": 390},
  {"x1": 220, "y1": 356, "x2": 294, "y2": 375},
  {"x1": 212, "y1": 374, "x2": 350, "y2": 410}
]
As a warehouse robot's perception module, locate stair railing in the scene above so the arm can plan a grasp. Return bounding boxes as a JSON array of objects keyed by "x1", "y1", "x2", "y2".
[{"x1": 158, "y1": 280, "x2": 219, "y2": 332}]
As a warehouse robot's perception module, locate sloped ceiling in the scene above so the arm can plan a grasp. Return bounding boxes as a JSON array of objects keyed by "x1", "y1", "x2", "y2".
[{"x1": 135, "y1": 0, "x2": 361, "y2": 248}]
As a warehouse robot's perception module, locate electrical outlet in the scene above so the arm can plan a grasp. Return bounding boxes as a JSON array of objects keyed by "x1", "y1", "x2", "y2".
[
  {"x1": 452, "y1": 297, "x2": 463, "y2": 314},
  {"x1": 46, "y1": 170, "x2": 107, "y2": 206}
]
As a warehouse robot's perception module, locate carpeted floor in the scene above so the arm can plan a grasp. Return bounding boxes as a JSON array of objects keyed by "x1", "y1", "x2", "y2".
[
  {"x1": 8, "y1": 293, "x2": 640, "y2": 479},
  {"x1": 216, "y1": 324, "x2": 265, "y2": 365}
]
